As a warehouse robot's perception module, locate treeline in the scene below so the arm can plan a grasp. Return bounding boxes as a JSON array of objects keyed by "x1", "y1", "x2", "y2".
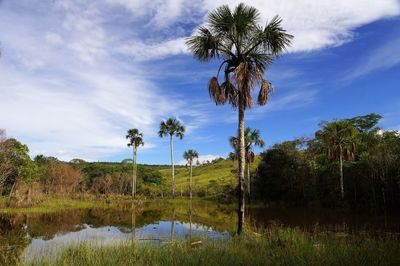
[
  {"x1": 0, "y1": 129, "x2": 164, "y2": 205},
  {"x1": 2, "y1": 113, "x2": 400, "y2": 210},
  {"x1": 252, "y1": 114, "x2": 400, "y2": 210}
]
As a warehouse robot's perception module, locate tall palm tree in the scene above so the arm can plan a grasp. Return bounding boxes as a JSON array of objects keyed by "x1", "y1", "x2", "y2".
[
  {"x1": 229, "y1": 127, "x2": 265, "y2": 199},
  {"x1": 186, "y1": 3, "x2": 292, "y2": 234},
  {"x1": 183, "y1": 149, "x2": 199, "y2": 199},
  {"x1": 126, "y1": 128, "x2": 144, "y2": 198},
  {"x1": 316, "y1": 120, "x2": 357, "y2": 199},
  {"x1": 159, "y1": 118, "x2": 185, "y2": 197}
]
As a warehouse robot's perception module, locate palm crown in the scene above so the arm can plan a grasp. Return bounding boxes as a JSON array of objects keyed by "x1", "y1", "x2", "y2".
[
  {"x1": 126, "y1": 128, "x2": 144, "y2": 148},
  {"x1": 183, "y1": 149, "x2": 199, "y2": 164},
  {"x1": 186, "y1": 3, "x2": 293, "y2": 108},
  {"x1": 316, "y1": 121, "x2": 357, "y2": 161},
  {"x1": 229, "y1": 127, "x2": 265, "y2": 162},
  {"x1": 159, "y1": 118, "x2": 185, "y2": 139}
]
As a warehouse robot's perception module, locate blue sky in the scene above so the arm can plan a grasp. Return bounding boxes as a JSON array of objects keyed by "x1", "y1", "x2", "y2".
[{"x1": 0, "y1": 0, "x2": 399, "y2": 164}]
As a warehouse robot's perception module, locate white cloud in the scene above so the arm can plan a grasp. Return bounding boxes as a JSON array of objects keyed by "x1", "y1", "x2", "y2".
[
  {"x1": 117, "y1": 37, "x2": 188, "y2": 61},
  {"x1": 111, "y1": 0, "x2": 400, "y2": 56},
  {"x1": 202, "y1": 0, "x2": 400, "y2": 53}
]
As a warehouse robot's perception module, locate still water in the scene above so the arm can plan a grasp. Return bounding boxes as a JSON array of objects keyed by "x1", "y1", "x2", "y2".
[{"x1": 1, "y1": 200, "x2": 399, "y2": 264}]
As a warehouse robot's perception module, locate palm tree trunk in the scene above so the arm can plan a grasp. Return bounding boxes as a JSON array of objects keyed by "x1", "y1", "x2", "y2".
[
  {"x1": 134, "y1": 147, "x2": 138, "y2": 197},
  {"x1": 132, "y1": 147, "x2": 136, "y2": 198},
  {"x1": 237, "y1": 93, "x2": 246, "y2": 235},
  {"x1": 339, "y1": 147, "x2": 344, "y2": 199},
  {"x1": 170, "y1": 135, "x2": 175, "y2": 198},
  {"x1": 189, "y1": 160, "x2": 193, "y2": 199},
  {"x1": 247, "y1": 162, "x2": 251, "y2": 203}
]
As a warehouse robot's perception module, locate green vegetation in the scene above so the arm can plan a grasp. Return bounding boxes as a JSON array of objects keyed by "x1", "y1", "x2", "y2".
[
  {"x1": 1, "y1": 112, "x2": 399, "y2": 212},
  {"x1": 160, "y1": 157, "x2": 260, "y2": 201},
  {"x1": 253, "y1": 113, "x2": 400, "y2": 210},
  {"x1": 0, "y1": 195, "x2": 133, "y2": 214},
  {"x1": 26, "y1": 227, "x2": 400, "y2": 266}
]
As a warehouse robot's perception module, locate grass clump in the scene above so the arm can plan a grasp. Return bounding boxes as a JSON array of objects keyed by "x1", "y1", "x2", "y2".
[{"x1": 26, "y1": 226, "x2": 400, "y2": 266}]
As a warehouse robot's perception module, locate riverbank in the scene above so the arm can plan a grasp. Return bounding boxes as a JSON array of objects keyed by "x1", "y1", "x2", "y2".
[
  {"x1": 0, "y1": 195, "x2": 227, "y2": 214},
  {"x1": 25, "y1": 226, "x2": 400, "y2": 266}
]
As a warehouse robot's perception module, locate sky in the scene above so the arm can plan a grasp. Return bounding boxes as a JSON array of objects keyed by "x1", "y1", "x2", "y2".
[{"x1": 0, "y1": 0, "x2": 399, "y2": 164}]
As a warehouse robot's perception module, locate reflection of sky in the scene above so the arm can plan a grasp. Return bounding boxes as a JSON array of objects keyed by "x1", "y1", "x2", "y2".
[{"x1": 22, "y1": 221, "x2": 229, "y2": 263}]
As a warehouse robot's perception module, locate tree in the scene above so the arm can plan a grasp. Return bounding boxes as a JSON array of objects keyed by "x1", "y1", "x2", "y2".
[
  {"x1": 0, "y1": 136, "x2": 37, "y2": 197},
  {"x1": 126, "y1": 128, "x2": 144, "y2": 198},
  {"x1": 186, "y1": 3, "x2": 292, "y2": 234},
  {"x1": 0, "y1": 130, "x2": 12, "y2": 194},
  {"x1": 316, "y1": 120, "x2": 357, "y2": 199},
  {"x1": 229, "y1": 127, "x2": 265, "y2": 199},
  {"x1": 183, "y1": 149, "x2": 199, "y2": 199},
  {"x1": 159, "y1": 118, "x2": 185, "y2": 197}
]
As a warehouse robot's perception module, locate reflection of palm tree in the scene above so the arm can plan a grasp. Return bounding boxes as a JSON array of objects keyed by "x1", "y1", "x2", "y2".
[
  {"x1": 186, "y1": 3, "x2": 292, "y2": 234},
  {"x1": 188, "y1": 200, "x2": 193, "y2": 244},
  {"x1": 171, "y1": 208, "x2": 175, "y2": 241},
  {"x1": 131, "y1": 203, "x2": 136, "y2": 241}
]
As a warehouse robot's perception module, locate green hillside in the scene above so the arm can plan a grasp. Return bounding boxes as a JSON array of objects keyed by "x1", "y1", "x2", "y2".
[{"x1": 158, "y1": 156, "x2": 261, "y2": 197}]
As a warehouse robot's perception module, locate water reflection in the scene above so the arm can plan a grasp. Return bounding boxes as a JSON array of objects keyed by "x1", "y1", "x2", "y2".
[
  {"x1": 1, "y1": 201, "x2": 400, "y2": 264},
  {"x1": 22, "y1": 221, "x2": 229, "y2": 262}
]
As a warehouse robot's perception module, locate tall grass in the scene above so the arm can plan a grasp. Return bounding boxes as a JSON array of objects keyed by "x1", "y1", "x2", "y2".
[
  {"x1": 0, "y1": 194, "x2": 135, "y2": 214},
  {"x1": 26, "y1": 226, "x2": 400, "y2": 266}
]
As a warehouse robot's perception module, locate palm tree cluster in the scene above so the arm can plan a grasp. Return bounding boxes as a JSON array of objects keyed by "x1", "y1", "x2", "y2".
[
  {"x1": 126, "y1": 118, "x2": 199, "y2": 200},
  {"x1": 186, "y1": 3, "x2": 292, "y2": 234},
  {"x1": 315, "y1": 120, "x2": 357, "y2": 199},
  {"x1": 126, "y1": 129, "x2": 144, "y2": 198}
]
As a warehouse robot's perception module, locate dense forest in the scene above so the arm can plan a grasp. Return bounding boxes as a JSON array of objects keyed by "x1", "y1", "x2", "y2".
[
  {"x1": 1, "y1": 113, "x2": 399, "y2": 211},
  {"x1": 253, "y1": 113, "x2": 400, "y2": 210}
]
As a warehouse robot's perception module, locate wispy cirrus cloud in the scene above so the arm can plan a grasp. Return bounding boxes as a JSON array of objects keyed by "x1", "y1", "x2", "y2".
[{"x1": 345, "y1": 35, "x2": 400, "y2": 80}]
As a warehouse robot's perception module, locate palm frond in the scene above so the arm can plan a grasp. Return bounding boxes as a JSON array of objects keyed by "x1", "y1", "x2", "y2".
[
  {"x1": 258, "y1": 79, "x2": 273, "y2": 105},
  {"x1": 208, "y1": 5, "x2": 234, "y2": 37},
  {"x1": 186, "y1": 27, "x2": 221, "y2": 61},
  {"x1": 208, "y1": 76, "x2": 226, "y2": 105},
  {"x1": 244, "y1": 15, "x2": 293, "y2": 56}
]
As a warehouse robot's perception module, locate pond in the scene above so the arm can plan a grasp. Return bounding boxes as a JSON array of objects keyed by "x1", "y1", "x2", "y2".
[{"x1": 1, "y1": 200, "x2": 400, "y2": 264}]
